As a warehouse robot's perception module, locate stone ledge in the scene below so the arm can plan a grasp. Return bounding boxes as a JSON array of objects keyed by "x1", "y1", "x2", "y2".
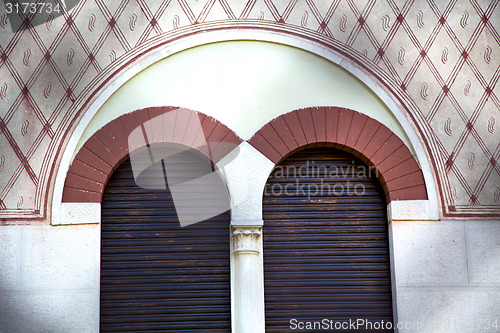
[
  {"x1": 388, "y1": 200, "x2": 434, "y2": 221},
  {"x1": 55, "y1": 203, "x2": 101, "y2": 225}
]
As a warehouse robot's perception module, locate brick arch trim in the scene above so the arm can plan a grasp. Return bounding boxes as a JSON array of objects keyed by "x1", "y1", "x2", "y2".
[
  {"x1": 62, "y1": 107, "x2": 242, "y2": 203},
  {"x1": 248, "y1": 107, "x2": 427, "y2": 203}
]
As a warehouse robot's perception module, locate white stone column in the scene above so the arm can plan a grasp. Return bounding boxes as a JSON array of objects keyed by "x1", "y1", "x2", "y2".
[
  {"x1": 230, "y1": 222, "x2": 265, "y2": 333},
  {"x1": 216, "y1": 142, "x2": 274, "y2": 332}
]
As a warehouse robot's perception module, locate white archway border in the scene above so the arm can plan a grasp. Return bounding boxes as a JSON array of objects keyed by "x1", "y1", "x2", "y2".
[{"x1": 52, "y1": 28, "x2": 439, "y2": 225}]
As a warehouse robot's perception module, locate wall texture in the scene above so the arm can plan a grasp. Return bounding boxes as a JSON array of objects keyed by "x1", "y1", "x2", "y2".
[
  {"x1": 391, "y1": 220, "x2": 500, "y2": 332},
  {"x1": 0, "y1": 224, "x2": 100, "y2": 333},
  {"x1": 0, "y1": 0, "x2": 499, "y2": 221}
]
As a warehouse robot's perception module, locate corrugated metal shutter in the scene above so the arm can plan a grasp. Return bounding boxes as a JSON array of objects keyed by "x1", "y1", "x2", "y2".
[
  {"x1": 100, "y1": 151, "x2": 231, "y2": 332},
  {"x1": 263, "y1": 148, "x2": 393, "y2": 332}
]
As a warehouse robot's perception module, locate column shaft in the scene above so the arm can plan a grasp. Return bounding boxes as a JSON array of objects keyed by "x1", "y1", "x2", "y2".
[{"x1": 231, "y1": 225, "x2": 265, "y2": 332}]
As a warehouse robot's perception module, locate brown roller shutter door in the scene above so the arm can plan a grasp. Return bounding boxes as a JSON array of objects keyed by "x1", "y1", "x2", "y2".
[
  {"x1": 100, "y1": 152, "x2": 231, "y2": 332},
  {"x1": 263, "y1": 147, "x2": 394, "y2": 332}
]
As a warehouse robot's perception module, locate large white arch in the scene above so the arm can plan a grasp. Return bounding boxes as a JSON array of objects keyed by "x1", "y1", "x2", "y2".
[{"x1": 51, "y1": 28, "x2": 439, "y2": 225}]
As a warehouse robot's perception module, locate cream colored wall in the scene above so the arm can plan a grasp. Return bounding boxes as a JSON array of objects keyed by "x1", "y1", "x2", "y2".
[{"x1": 73, "y1": 40, "x2": 415, "y2": 160}]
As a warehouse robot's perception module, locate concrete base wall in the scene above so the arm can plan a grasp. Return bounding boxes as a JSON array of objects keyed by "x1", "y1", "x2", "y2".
[
  {"x1": 0, "y1": 220, "x2": 498, "y2": 332},
  {"x1": 0, "y1": 224, "x2": 100, "y2": 333},
  {"x1": 391, "y1": 220, "x2": 500, "y2": 332}
]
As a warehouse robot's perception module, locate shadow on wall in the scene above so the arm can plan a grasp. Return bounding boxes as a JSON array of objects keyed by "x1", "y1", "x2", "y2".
[{"x1": 0, "y1": 289, "x2": 98, "y2": 332}]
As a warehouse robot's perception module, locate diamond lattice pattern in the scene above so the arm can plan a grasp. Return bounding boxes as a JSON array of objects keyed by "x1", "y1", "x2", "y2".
[{"x1": 0, "y1": 0, "x2": 498, "y2": 218}]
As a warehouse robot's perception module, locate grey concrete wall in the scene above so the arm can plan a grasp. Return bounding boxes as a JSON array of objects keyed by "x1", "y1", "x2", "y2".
[
  {"x1": 0, "y1": 220, "x2": 498, "y2": 332},
  {"x1": 391, "y1": 220, "x2": 500, "y2": 332},
  {"x1": 0, "y1": 224, "x2": 100, "y2": 333}
]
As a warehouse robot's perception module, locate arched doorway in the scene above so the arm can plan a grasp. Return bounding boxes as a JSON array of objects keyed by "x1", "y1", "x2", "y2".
[
  {"x1": 263, "y1": 147, "x2": 393, "y2": 332},
  {"x1": 100, "y1": 146, "x2": 231, "y2": 332}
]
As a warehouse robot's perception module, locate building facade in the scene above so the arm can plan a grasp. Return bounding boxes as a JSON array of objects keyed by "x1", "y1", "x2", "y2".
[{"x1": 0, "y1": 0, "x2": 499, "y2": 332}]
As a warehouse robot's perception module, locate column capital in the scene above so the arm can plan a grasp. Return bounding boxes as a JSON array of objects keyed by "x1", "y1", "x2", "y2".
[{"x1": 232, "y1": 226, "x2": 262, "y2": 255}]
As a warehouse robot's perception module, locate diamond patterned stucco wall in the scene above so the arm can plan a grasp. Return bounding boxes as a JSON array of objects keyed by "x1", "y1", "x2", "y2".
[{"x1": 0, "y1": 0, "x2": 498, "y2": 219}]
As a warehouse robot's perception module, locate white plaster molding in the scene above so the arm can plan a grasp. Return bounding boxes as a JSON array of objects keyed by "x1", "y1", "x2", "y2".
[
  {"x1": 387, "y1": 221, "x2": 400, "y2": 326},
  {"x1": 231, "y1": 219, "x2": 264, "y2": 227},
  {"x1": 216, "y1": 142, "x2": 275, "y2": 223},
  {"x1": 388, "y1": 200, "x2": 435, "y2": 222},
  {"x1": 54, "y1": 203, "x2": 101, "y2": 225}
]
